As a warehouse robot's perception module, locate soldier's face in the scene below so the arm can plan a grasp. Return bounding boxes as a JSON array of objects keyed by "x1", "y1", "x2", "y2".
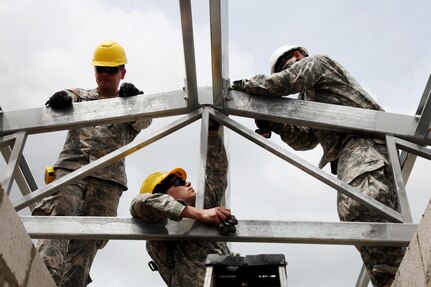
[
  {"x1": 166, "y1": 179, "x2": 196, "y2": 206},
  {"x1": 95, "y1": 66, "x2": 126, "y2": 96},
  {"x1": 277, "y1": 51, "x2": 305, "y2": 72}
]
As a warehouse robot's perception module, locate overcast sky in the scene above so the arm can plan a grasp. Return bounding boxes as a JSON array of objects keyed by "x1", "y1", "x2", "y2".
[{"x1": 1, "y1": 1, "x2": 431, "y2": 286}]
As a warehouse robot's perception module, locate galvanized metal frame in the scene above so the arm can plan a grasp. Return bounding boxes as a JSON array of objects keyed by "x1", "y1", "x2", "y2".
[
  {"x1": 386, "y1": 135, "x2": 413, "y2": 223},
  {"x1": 357, "y1": 74, "x2": 431, "y2": 287},
  {"x1": 0, "y1": 146, "x2": 37, "y2": 210},
  {"x1": 0, "y1": 89, "x2": 191, "y2": 136},
  {"x1": 179, "y1": 0, "x2": 199, "y2": 108},
  {"x1": 210, "y1": 0, "x2": 229, "y2": 107},
  {"x1": 196, "y1": 108, "x2": 211, "y2": 209},
  {"x1": 1, "y1": 131, "x2": 27, "y2": 195},
  {"x1": 1, "y1": 132, "x2": 39, "y2": 196},
  {"x1": 1, "y1": 1, "x2": 430, "y2": 286},
  {"x1": 13, "y1": 109, "x2": 202, "y2": 211},
  {"x1": 400, "y1": 73, "x2": 431, "y2": 182},
  {"x1": 224, "y1": 90, "x2": 431, "y2": 145},
  {"x1": 21, "y1": 216, "x2": 417, "y2": 246},
  {"x1": 209, "y1": 107, "x2": 404, "y2": 222}
]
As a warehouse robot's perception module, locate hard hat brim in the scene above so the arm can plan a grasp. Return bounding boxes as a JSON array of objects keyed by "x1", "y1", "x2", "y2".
[
  {"x1": 165, "y1": 168, "x2": 187, "y2": 181},
  {"x1": 91, "y1": 60, "x2": 127, "y2": 67},
  {"x1": 140, "y1": 167, "x2": 187, "y2": 194}
]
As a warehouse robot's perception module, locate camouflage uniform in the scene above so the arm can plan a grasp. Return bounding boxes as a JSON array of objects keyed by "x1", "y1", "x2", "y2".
[
  {"x1": 130, "y1": 132, "x2": 230, "y2": 287},
  {"x1": 32, "y1": 88, "x2": 151, "y2": 287},
  {"x1": 232, "y1": 55, "x2": 404, "y2": 287}
]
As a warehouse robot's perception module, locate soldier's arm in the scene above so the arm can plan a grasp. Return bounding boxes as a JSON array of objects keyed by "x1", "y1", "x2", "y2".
[
  {"x1": 130, "y1": 193, "x2": 185, "y2": 223},
  {"x1": 130, "y1": 118, "x2": 152, "y2": 131},
  {"x1": 271, "y1": 122, "x2": 319, "y2": 151},
  {"x1": 232, "y1": 55, "x2": 326, "y2": 97},
  {"x1": 181, "y1": 205, "x2": 231, "y2": 224},
  {"x1": 204, "y1": 123, "x2": 228, "y2": 209}
]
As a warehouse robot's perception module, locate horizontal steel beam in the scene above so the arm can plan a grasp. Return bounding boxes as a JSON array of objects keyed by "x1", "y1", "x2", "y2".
[
  {"x1": 13, "y1": 110, "x2": 202, "y2": 211},
  {"x1": 208, "y1": 107, "x2": 404, "y2": 223},
  {"x1": 395, "y1": 137, "x2": 431, "y2": 160},
  {"x1": 21, "y1": 216, "x2": 416, "y2": 246},
  {"x1": 224, "y1": 91, "x2": 430, "y2": 145},
  {"x1": 0, "y1": 89, "x2": 191, "y2": 136},
  {"x1": 3, "y1": 89, "x2": 429, "y2": 148}
]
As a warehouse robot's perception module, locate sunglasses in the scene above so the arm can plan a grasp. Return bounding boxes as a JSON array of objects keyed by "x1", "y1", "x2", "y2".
[
  {"x1": 95, "y1": 66, "x2": 121, "y2": 74},
  {"x1": 170, "y1": 178, "x2": 186, "y2": 187},
  {"x1": 153, "y1": 176, "x2": 186, "y2": 194}
]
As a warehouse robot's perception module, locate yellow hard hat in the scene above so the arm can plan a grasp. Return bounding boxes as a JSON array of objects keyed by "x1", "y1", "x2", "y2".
[
  {"x1": 140, "y1": 168, "x2": 187, "y2": 194},
  {"x1": 91, "y1": 40, "x2": 128, "y2": 67}
]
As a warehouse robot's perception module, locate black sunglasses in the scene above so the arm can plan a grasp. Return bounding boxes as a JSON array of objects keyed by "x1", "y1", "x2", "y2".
[
  {"x1": 153, "y1": 176, "x2": 186, "y2": 194},
  {"x1": 95, "y1": 66, "x2": 121, "y2": 75},
  {"x1": 170, "y1": 178, "x2": 186, "y2": 187}
]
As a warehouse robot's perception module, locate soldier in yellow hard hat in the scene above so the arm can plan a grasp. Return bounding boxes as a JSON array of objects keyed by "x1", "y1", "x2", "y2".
[
  {"x1": 33, "y1": 40, "x2": 152, "y2": 287},
  {"x1": 130, "y1": 120, "x2": 237, "y2": 286}
]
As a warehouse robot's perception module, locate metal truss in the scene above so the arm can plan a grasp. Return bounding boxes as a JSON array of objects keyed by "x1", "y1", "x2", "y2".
[
  {"x1": 1, "y1": 1, "x2": 431, "y2": 286},
  {"x1": 22, "y1": 216, "x2": 416, "y2": 246}
]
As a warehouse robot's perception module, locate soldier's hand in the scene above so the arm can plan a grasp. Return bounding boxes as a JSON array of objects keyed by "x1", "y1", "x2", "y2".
[
  {"x1": 202, "y1": 207, "x2": 231, "y2": 224},
  {"x1": 217, "y1": 215, "x2": 238, "y2": 235},
  {"x1": 119, "y1": 82, "x2": 144, "y2": 97},
  {"x1": 231, "y1": 80, "x2": 244, "y2": 91},
  {"x1": 45, "y1": 91, "x2": 72, "y2": 109},
  {"x1": 255, "y1": 119, "x2": 275, "y2": 139}
]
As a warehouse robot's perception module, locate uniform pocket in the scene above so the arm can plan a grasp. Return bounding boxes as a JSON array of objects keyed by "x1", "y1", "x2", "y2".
[{"x1": 337, "y1": 138, "x2": 387, "y2": 184}]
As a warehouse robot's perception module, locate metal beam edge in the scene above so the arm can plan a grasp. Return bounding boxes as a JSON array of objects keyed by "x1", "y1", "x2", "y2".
[{"x1": 21, "y1": 216, "x2": 416, "y2": 246}]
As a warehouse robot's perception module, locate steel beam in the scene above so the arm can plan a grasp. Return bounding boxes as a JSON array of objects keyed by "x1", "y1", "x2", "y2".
[
  {"x1": 196, "y1": 108, "x2": 210, "y2": 209},
  {"x1": 413, "y1": 74, "x2": 431, "y2": 138},
  {"x1": 0, "y1": 133, "x2": 17, "y2": 147},
  {"x1": 1, "y1": 131, "x2": 27, "y2": 195},
  {"x1": 0, "y1": 89, "x2": 191, "y2": 136},
  {"x1": 355, "y1": 75, "x2": 431, "y2": 287},
  {"x1": 21, "y1": 216, "x2": 416, "y2": 246},
  {"x1": 395, "y1": 137, "x2": 431, "y2": 160},
  {"x1": 179, "y1": 0, "x2": 199, "y2": 107},
  {"x1": 224, "y1": 90, "x2": 430, "y2": 145},
  {"x1": 209, "y1": 107, "x2": 404, "y2": 223},
  {"x1": 1, "y1": 146, "x2": 37, "y2": 210},
  {"x1": 210, "y1": 0, "x2": 229, "y2": 107},
  {"x1": 13, "y1": 110, "x2": 203, "y2": 211},
  {"x1": 355, "y1": 265, "x2": 370, "y2": 287},
  {"x1": 386, "y1": 136, "x2": 412, "y2": 223},
  {"x1": 400, "y1": 74, "x2": 431, "y2": 181},
  {"x1": 2, "y1": 89, "x2": 429, "y2": 147}
]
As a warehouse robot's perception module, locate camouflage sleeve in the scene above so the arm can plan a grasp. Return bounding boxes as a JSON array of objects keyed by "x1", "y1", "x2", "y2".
[
  {"x1": 69, "y1": 88, "x2": 152, "y2": 131},
  {"x1": 272, "y1": 122, "x2": 319, "y2": 151},
  {"x1": 204, "y1": 131, "x2": 228, "y2": 209},
  {"x1": 130, "y1": 193, "x2": 186, "y2": 223},
  {"x1": 64, "y1": 88, "x2": 100, "y2": 102},
  {"x1": 233, "y1": 55, "x2": 326, "y2": 97},
  {"x1": 130, "y1": 118, "x2": 152, "y2": 131},
  {"x1": 63, "y1": 89, "x2": 82, "y2": 102}
]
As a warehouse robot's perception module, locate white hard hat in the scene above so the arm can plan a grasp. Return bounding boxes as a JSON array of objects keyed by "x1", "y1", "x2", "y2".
[{"x1": 269, "y1": 45, "x2": 309, "y2": 73}]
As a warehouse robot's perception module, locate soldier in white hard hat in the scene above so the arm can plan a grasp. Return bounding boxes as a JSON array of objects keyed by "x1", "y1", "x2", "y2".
[
  {"x1": 33, "y1": 40, "x2": 152, "y2": 287},
  {"x1": 232, "y1": 45, "x2": 404, "y2": 287}
]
